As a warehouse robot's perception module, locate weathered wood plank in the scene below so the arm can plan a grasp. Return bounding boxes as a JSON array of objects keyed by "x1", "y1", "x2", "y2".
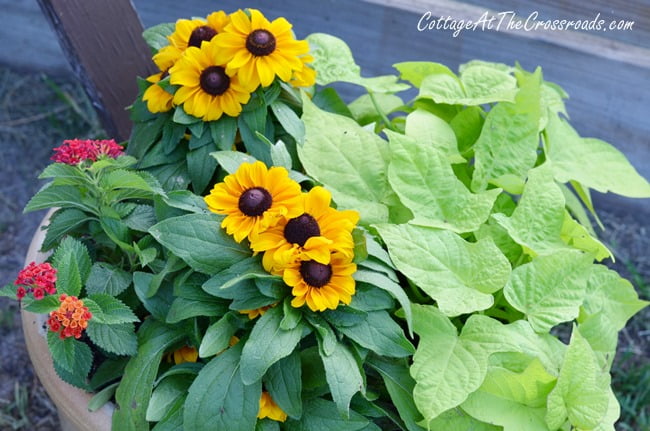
[{"x1": 36, "y1": 0, "x2": 155, "y2": 141}]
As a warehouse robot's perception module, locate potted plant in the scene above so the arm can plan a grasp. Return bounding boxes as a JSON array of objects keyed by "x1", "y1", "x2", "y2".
[{"x1": 3, "y1": 7, "x2": 649, "y2": 431}]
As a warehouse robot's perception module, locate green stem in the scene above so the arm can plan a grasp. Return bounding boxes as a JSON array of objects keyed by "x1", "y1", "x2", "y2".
[{"x1": 368, "y1": 91, "x2": 397, "y2": 132}]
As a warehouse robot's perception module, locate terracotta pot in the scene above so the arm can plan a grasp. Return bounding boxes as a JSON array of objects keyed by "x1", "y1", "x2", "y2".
[{"x1": 20, "y1": 210, "x2": 113, "y2": 431}]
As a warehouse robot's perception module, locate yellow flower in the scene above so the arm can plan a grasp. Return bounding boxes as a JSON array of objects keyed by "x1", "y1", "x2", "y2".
[
  {"x1": 204, "y1": 161, "x2": 303, "y2": 243},
  {"x1": 250, "y1": 186, "x2": 359, "y2": 274},
  {"x1": 169, "y1": 41, "x2": 254, "y2": 121},
  {"x1": 258, "y1": 391, "x2": 287, "y2": 422},
  {"x1": 291, "y1": 55, "x2": 317, "y2": 88},
  {"x1": 154, "y1": 11, "x2": 230, "y2": 68},
  {"x1": 212, "y1": 9, "x2": 310, "y2": 88},
  {"x1": 142, "y1": 72, "x2": 174, "y2": 113},
  {"x1": 239, "y1": 303, "x2": 277, "y2": 320},
  {"x1": 169, "y1": 345, "x2": 198, "y2": 364},
  {"x1": 284, "y1": 252, "x2": 357, "y2": 312}
]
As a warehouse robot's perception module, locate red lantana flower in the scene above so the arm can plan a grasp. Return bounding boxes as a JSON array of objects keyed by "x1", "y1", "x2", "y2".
[
  {"x1": 14, "y1": 261, "x2": 57, "y2": 300},
  {"x1": 47, "y1": 294, "x2": 92, "y2": 339},
  {"x1": 51, "y1": 139, "x2": 124, "y2": 165}
]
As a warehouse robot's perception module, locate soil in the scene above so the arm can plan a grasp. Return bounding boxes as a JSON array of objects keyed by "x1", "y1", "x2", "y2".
[{"x1": 0, "y1": 66, "x2": 648, "y2": 431}]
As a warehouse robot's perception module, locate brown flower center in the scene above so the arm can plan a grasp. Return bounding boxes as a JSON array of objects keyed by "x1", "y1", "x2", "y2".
[
  {"x1": 188, "y1": 25, "x2": 217, "y2": 48},
  {"x1": 200, "y1": 66, "x2": 230, "y2": 96},
  {"x1": 238, "y1": 187, "x2": 272, "y2": 217},
  {"x1": 284, "y1": 214, "x2": 320, "y2": 246},
  {"x1": 300, "y1": 261, "x2": 332, "y2": 288},
  {"x1": 246, "y1": 29, "x2": 276, "y2": 56}
]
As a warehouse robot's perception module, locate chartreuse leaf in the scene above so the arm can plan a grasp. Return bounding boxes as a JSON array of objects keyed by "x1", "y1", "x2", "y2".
[
  {"x1": 560, "y1": 212, "x2": 612, "y2": 261},
  {"x1": 348, "y1": 93, "x2": 403, "y2": 126},
  {"x1": 546, "y1": 327, "x2": 611, "y2": 430},
  {"x1": 460, "y1": 353, "x2": 557, "y2": 431},
  {"x1": 184, "y1": 343, "x2": 261, "y2": 431},
  {"x1": 264, "y1": 350, "x2": 302, "y2": 419},
  {"x1": 376, "y1": 224, "x2": 510, "y2": 316},
  {"x1": 240, "y1": 305, "x2": 306, "y2": 385},
  {"x1": 299, "y1": 94, "x2": 391, "y2": 224},
  {"x1": 318, "y1": 339, "x2": 365, "y2": 419},
  {"x1": 113, "y1": 319, "x2": 185, "y2": 431},
  {"x1": 545, "y1": 112, "x2": 650, "y2": 197},
  {"x1": 471, "y1": 68, "x2": 541, "y2": 192},
  {"x1": 285, "y1": 398, "x2": 378, "y2": 431},
  {"x1": 386, "y1": 131, "x2": 499, "y2": 233},
  {"x1": 404, "y1": 109, "x2": 464, "y2": 163},
  {"x1": 424, "y1": 409, "x2": 499, "y2": 431},
  {"x1": 47, "y1": 332, "x2": 92, "y2": 376},
  {"x1": 307, "y1": 33, "x2": 408, "y2": 93},
  {"x1": 149, "y1": 213, "x2": 251, "y2": 274},
  {"x1": 394, "y1": 61, "x2": 457, "y2": 88},
  {"x1": 52, "y1": 236, "x2": 91, "y2": 297},
  {"x1": 504, "y1": 249, "x2": 593, "y2": 333},
  {"x1": 578, "y1": 265, "x2": 648, "y2": 368}
]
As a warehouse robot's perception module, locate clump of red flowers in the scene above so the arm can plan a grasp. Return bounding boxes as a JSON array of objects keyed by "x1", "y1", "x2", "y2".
[
  {"x1": 51, "y1": 139, "x2": 124, "y2": 165},
  {"x1": 47, "y1": 294, "x2": 92, "y2": 339},
  {"x1": 14, "y1": 261, "x2": 57, "y2": 300}
]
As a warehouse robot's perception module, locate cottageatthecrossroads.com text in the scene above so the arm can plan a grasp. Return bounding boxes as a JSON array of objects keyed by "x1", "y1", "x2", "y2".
[{"x1": 417, "y1": 11, "x2": 635, "y2": 37}]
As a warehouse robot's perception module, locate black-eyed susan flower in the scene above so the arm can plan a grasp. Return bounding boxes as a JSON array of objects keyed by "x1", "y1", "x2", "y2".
[
  {"x1": 212, "y1": 9, "x2": 310, "y2": 88},
  {"x1": 142, "y1": 72, "x2": 174, "y2": 113},
  {"x1": 169, "y1": 41, "x2": 254, "y2": 121},
  {"x1": 239, "y1": 303, "x2": 277, "y2": 320},
  {"x1": 290, "y1": 55, "x2": 317, "y2": 88},
  {"x1": 284, "y1": 253, "x2": 356, "y2": 312},
  {"x1": 204, "y1": 161, "x2": 303, "y2": 243},
  {"x1": 250, "y1": 186, "x2": 359, "y2": 274},
  {"x1": 170, "y1": 345, "x2": 199, "y2": 364},
  {"x1": 154, "y1": 11, "x2": 230, "y2": 68},
  {"x1": 258, "y1": 391, "x2": 287, "y2": 422}
]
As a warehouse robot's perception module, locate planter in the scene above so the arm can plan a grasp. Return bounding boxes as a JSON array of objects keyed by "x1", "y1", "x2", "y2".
[{"x1": 20, "y1": 210, "x2": 113, "y2": 431}]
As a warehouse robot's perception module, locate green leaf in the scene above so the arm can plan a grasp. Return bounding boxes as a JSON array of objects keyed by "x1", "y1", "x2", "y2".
[
  {"x1": 546, "y1": 327, "x2": 611, "y2": 430},
  {"x1": 285, "y1": 398, "x2": 375, "y2": 431},
  {"x1": 187, "y1": 143, "x2": 218, "y2": 194},
  {"x1": 163, "y1": 190, "x2": 208, "y2": 213},
  {"x1": 404, "y1": 109, "x2": 464, "y2": 163},
  {"x1": 504, "y1": 249, "x2": 593, "y2": 333},
  {"x1": 376, "y1": 224, "x2": 510, "y2": 316},
  {"x1": 102, "y1": 169, "x2": 153, "y2": 193},
  {"x1": 24, "y1": 184, "x2": 96, "y2": 214},
  {"x1": 42, "y1": 208, "x2": 91, "y2": 250},
  {"x1": 271, "y1": 101, "x2": 305, "y2": 145},
  {"x1": 23, "y1": 295, "x2": 59, "y2": 313},
  {"x1": 146, "y1": 375, "x2": 192, "y2": 422},
  {"x1": 173, "y1": 105, "x2": 201, "y2": 125},
  {"x1": 304, "y1": 314, "x2": 337, "y2": 356},
  {"x1": 166, "y1": 296, "x2": 228, "y2": 323},
  {"x1": 240, "y1": 305, "x2": 306, "y2": 385},
  {"x1": 142, "y1": 22, "x2": 174, "y2": 50},
  {"x1": 367, "y1": 356, "x2": 425, "y2": 431},
  {"x1": 85, "y1": 294, "x2": 138, "y2": 324},
  {"x1": 264, "y1": 350, "x2": 302, "y2": 419},
  {"x1": 280, "y1": 297, "x2": 303, "y2": 330},
  {"x1": 386, "y1": 131, "x2": 499, "y2": 232},
  {"x1": 318, "y1": 339, "x2": 364, "y2": 418},
  {"x1": 335, "y1": 310, "x2": 414, "y2": 358},
  {"x1": 471, "y1": 69, "x2": 541, "y2": 191},
  {"x1": 113, "y1": 319, "x2": 186, "y2": 431},
  {"x1": 39, "y1": 163, "x2": 88, "y2": 186},
  {"x1": 47, "y1": 332, "x2": 92, "y2": 376},
  {"x1": 270, "y1": 139, "x2": 293, "y2": 170},
  {"x1": 88, "y1": 382, "x2": 119, "y2": 412},
  {"x1": 299, "y1": 95, "x2": 391, "y2": 224},
  {"x1": 492, "y1": 163, "x2": 570, "y2": 256},
  {"x1": 52, "y1": 236, "x2": 91, "y2": 296},
  {"x1": 184, "y1": 343, "x2": 261, "y2": 431},
  {"x1": 312, "y1": 87, "x2": 353, "y2": 118},
  {"x1": 85, "y1": 262, "x2": 131, "y2": 296},
  {"x1": 211, "y1": 150, "x2": 258, "y2": 174},
  {"x1": 198, "y1": 312, "x2": 241, "y2": 358},
  {"x1": 123, "y1": 204, "x2": 157, "y2": 232},
  {"x1": 545, "y1": 112, "x2": 650, "y2": 197},
  {"x1": 202, "y1": 256, "x2": 276, "y2": 294},
  {"x1": 307, "y1": 33, "x2": 408, "y2": 93},
  {"x1": 149, "y1": 213, "x2": 251, "y2": 274},
  {"x1": 210, "y1": 116, "x2": 238, "y2": 150},
  {"x1": 86, "y1": 321, "x2": 138, "y2": 355}
]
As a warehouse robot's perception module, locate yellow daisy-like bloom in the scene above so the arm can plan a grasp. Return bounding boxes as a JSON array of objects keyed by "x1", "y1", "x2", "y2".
[
  {"x1": 212, "y1": 9, "x2": 310, "y2": 88},
  {"x1": 290, "y1": 55, "x2": 317, "y2": 88},
  {"x1": 169, "y1": 41, "x2": 254, "y2": 121},
  {"x1": 165, "y1": 345, "x2": 198, "y2": 364},
  {"x1": 204, "y1": 161, "x2": 303, "y2": 243},
  {"x1": 154, "y1": 11, "x2": 231, "y2": 68},
  {"x1": 250, "y1": 186, "x2": 359, "y2": 274},
  {"x1": 258, "y1": 391, "x2": 287, "y2": 422},
  {"x1": 284, "y1": 253, "x2": 357, "y2": 312},
  {"x1": 142, "y1": 72, "x2": 174, "y2": 113},
  {"x1": 239, "y1": 302, "x2": 277, "y2": 320}
]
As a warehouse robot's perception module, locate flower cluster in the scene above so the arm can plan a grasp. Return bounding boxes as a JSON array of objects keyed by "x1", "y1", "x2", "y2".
[
  {"x1": 204, "y1": 161, "x2": 359, "y2": 312},
  {"x1": 14, "y1": 262, "x2": 57, "y2": 300},
  {"x1": 47, "y1": 294, "x2": 92, "y2": 339},
  {"x1": 51, "y1": 139, "x2": 124, "y2": 165},
  {"x1": 143, "y1": 8, "x2": 315, "y2": 120}
]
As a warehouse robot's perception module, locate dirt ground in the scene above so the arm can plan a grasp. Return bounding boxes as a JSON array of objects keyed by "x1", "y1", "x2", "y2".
[{"x1": 0, "y1": 67, "x2": 648, "y2": 431}]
